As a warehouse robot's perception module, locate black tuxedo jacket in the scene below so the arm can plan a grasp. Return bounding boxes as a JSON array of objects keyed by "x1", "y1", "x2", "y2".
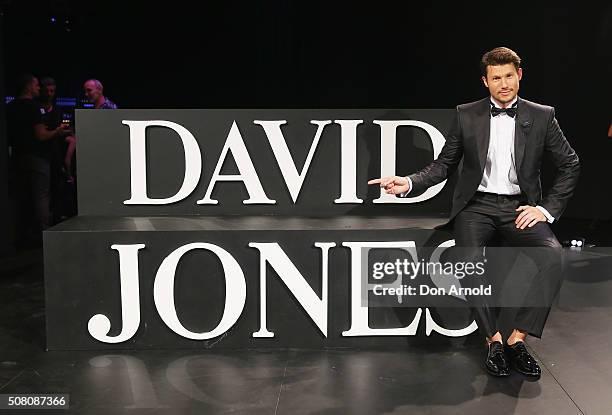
[{"x1": 408, "y1": 97, "x2": 580, "y2": 222}]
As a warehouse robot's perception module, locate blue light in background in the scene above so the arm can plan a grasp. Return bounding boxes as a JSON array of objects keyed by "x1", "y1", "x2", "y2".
[
  {"x1": 5, "y1": 96, "x2": 87, "y2": 108},
  {"x1": 55, "y1": 97, "x2": 77, "y2": 107}
]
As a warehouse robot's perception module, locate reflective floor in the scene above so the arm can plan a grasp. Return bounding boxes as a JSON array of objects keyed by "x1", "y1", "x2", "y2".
[{"x1": 1, "y1": 247, "x2": 611, "y2": 415}]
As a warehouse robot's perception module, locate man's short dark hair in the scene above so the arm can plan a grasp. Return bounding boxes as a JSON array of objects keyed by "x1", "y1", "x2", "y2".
[
  {"x1": 16, "y1": 74, "x2": 37, "y2": 94},
  {"x1": 480, "y1": 47, "x2": 521, "y2": 77},
  {"x1": 40, "y1": 77, "x2": 56, "y2": 87}
]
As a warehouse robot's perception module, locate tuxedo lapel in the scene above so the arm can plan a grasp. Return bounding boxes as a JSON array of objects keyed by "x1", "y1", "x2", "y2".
[
  {"x1": 514, "y1": 97, "x2": 532, "y2": 172},
  {"x1": 475, "y1": 99, "x2": 491, "y2": 172}
]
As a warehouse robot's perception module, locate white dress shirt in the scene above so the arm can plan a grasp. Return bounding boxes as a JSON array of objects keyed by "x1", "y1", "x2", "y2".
[
  {"x1": 402, "y1": 96, "x2": 554, "y2": 223},
  {"x1": 478, "y1": 96, "x2": 520, "y2": 195}
]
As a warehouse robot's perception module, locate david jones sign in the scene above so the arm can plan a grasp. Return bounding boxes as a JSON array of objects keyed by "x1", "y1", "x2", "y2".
[
  {"x1": 82, "y1": 115, "x2": 477, "y2": 345},
  {"x1": 88, "y1": 240, "x2": 477, "y2": 344},
  {"x1": 121, "y1": 119, "x2": 448, "y2": 205}
]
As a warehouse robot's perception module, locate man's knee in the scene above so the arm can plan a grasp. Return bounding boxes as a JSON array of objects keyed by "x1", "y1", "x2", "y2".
[
  {"x1": 533, "y1": 243, "x2": 563, "y2": 272},
  {"x1": 542, "y1": 234, "x2": 562, "y2": 250}
]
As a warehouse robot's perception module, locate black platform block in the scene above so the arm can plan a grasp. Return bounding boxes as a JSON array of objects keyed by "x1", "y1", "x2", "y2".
[{"x1": 44, "y1": 215, "x2": 482, "y2": 350}]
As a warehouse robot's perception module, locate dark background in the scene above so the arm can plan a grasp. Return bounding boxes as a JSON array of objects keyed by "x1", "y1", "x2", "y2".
[{"x1": 1, "y1": 1, "x2": 611, "y2": 251}]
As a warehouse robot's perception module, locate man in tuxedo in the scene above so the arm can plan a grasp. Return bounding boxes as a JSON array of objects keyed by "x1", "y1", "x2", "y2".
[{"x1": 368, "y1": 47, "x2": 580, "y2": 378}]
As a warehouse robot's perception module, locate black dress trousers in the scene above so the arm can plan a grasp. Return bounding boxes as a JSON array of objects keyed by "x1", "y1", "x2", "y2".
[{"x1": 452, "y1": 191, "x2": 564, "y2": 339}]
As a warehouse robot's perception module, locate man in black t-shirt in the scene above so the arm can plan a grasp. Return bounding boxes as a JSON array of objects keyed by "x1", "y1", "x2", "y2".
[
  {"x1": 39, "y1": 77, "x2": 77, "y2": 221},
  {"x1": 39, "y1": 77, "x2": 63, "y2": 130},
  {"x1": 7, "y1": 74, "x2": 71, "y2": 246}
]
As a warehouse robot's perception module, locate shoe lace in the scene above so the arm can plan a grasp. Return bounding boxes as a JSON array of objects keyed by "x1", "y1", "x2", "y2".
[
  {"x1": 513, "y1": 342, "x2": 528, "y2": 354},
  {"x1": 511, "y1": 342, "x2": 535, "y2": 362},
  {"x1": 490, "y1": 342, "x2": 505, "y2": 357}
]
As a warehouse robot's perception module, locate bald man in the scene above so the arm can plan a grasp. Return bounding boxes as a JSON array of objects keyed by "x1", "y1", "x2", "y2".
[{"x1": 83, "y1": 79, "x2": 117, "y2": 109}]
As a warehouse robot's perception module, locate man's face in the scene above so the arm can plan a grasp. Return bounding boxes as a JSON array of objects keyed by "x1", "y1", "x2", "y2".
[
  {"x1": 42, "y1": 84, "x2": 56, "y2": 100},
  {"x1": 482, "y1": 63, "x2": 522, "y2": 106},
  {"x1": 30, "y1": 78, "x2": 40, "y2": 98},
  {"x1": 83, "y1": 81, "x2": 101, "y2": 102}
]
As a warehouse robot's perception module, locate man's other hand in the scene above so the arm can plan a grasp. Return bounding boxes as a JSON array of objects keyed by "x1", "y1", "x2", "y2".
[{"x1": 515, "y1": 205, "x2": 546, "y2": 229}]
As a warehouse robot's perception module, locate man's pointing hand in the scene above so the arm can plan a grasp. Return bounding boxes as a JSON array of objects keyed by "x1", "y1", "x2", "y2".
[{"x1": 367, "y1": 176, "x2": 410, "y2": 195}]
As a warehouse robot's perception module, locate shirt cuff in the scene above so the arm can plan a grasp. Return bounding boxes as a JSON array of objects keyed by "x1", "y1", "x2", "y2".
[
  {"x1": 536, "y1": 205, "x2": 555, "y2": 223},
  {"x1": 400, "y1": 176, "x2": 412, "y2": 197}
]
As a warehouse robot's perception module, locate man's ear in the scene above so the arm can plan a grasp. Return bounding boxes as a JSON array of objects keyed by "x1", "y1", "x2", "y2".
[
  {"x1": 517, "y1": 67, "x2": 523, "y2": 81},
  {"x1": 481, "y1": 76, "x2": 488, "y2": 88}
]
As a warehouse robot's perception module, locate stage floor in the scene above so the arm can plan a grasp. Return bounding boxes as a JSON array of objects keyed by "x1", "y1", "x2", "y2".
[{"x1": 1, "y1": 246, "x2": 611, "y2": 415}]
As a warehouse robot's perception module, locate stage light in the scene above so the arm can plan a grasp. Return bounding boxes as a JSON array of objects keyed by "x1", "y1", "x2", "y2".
[{"x1": 564, "y1": 237, "x2": 588, "y2": 249}]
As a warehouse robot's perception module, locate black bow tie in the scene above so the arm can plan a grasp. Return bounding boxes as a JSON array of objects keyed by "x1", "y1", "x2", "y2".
[{"x1": 491, "y1": 103, "x2": 517, "y2": 118}]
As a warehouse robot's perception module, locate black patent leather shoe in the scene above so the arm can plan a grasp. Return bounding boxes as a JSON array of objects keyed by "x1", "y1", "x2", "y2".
[
  {"x1": 505, "y1": 341, "x2": 541, "y2": 378},
  {"x1": 485, "y1": 341, "x2": 510, "y2": 377}
]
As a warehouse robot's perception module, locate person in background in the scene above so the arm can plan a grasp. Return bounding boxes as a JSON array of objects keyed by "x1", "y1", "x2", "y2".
[
  {"x1": 39, "y1": 77, "x2": 77, "y2": 221},
  {"x1": 7, "y1": 74, "x2": 71, "y2": 246},
  {"x1": 83, "y1": 79, "x2": 117, "y2": 109}
]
